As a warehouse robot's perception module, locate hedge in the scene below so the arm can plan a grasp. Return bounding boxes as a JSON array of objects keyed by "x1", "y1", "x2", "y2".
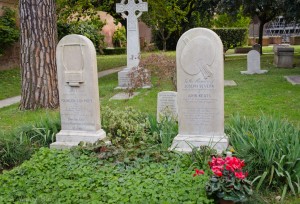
[
  {"x1": 103, "y1": 47, "x2": 126, "y2": 55},
  {"x1": 212, "y1": 28, "x2": 247, "y2": 52}
]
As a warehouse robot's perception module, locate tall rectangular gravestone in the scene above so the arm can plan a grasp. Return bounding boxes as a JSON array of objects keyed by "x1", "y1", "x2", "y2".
[
  {"x1": 50, "y1": 34, "x2": 106, "y2": 149},
  {"x1": 171, "y1": 28, "x2": 228, "y2": 152}
]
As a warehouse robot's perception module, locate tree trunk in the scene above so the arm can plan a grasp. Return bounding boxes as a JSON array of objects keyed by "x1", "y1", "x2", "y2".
[
  {"x1": 258, "y1": 20, "x2": 266, "y2": 55},
  {"x1": 19, "y1": 0, "x2": 59, "y2": 110},
  {"x1": 162, "y1": 38, "x2": 167, "y2": 52}
]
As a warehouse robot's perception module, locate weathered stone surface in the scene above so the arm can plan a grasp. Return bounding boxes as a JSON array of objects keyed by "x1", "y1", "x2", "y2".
[
  {"x1": 284, "y1": 76, "x2": 300, "y2": 85},
  {"x1": 171, "y1": 28, "x2": 228, "y2": 153},
  {"x1": 157, "y1": 91, "x2": 178, "y2": 122},
  {"x1": 241, "y1": 50, "x2": 268, "y2": 74},
  {"x1": 273, "y1": 45, "x2": 294, "y2": 68},
  {"x1": 50, "y1": 34, "x2": 106, "y2": 149}
]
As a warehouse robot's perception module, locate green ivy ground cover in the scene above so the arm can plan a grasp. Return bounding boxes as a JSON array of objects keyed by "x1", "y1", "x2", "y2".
[{"x1": 0, "y1": 148, "x2": 212, "y2": 204}]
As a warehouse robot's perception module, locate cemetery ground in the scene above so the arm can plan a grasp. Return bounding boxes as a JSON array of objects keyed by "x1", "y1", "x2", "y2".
[{"x1": 0, "y1": 47, "x2": 300, "y2": 203}]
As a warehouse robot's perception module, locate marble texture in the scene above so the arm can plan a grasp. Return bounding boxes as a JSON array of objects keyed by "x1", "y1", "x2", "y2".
[
  {"x1": 116, "y1": 0, "x2": 148, "y2": 88},
  {"x1": 171, "y1": 28, "x2": 228, "y2": 153},
  {"x1": 241, "y1": 50, "x2": 268, "y2": 74},
  {"x1": 50, "y1": 34, "x2": 106, "y2": 149},
  {"x1": 157, "y1": 91, "x2": 178, "y2": 122}
]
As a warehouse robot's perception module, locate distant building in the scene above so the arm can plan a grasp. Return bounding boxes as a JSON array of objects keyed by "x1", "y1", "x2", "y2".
[{"x1": 249, "y1": 16, "x2": 300, "y2": 43}]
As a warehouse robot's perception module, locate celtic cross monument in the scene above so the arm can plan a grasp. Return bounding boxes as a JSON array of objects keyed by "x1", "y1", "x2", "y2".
[{"x1": 116, "y1": 0, "x2": 148, "y2": 88}]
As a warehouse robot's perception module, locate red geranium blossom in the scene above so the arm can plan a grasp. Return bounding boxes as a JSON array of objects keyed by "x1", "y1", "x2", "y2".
[{"x1": 193, "y1": 169, "x2": 205, "y2": 177}]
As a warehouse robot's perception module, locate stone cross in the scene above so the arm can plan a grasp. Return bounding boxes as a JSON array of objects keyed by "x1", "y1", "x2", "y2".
[{"x1": 116, "y1": 0, "x2": 148, "y2": 70}]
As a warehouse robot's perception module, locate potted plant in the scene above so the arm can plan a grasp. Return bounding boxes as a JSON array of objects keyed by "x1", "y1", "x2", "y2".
[{"x1": 205, "y1": 156, "x2": 253, "y2": 203}]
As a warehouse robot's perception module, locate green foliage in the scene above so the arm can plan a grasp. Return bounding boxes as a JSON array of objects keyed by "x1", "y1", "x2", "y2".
[
  {"x1": 112, "y1": 27, "x2": 126, "y2": 48},
  {"x1": 226, "y1": 114, "x2": 300, "y2": 199},
  {"x1": 0, "y1": 148, "x2": 213, "y2": 203},
  {"x1": 102, "y1": 47, "x2": 126, "y2": 55},
  {"x1": 147, "y1": 115, "x2": 178, "y2": 150},
  {"x1": 0, "y1": 7, "x2": 19, "y2": 54},
  {"x1": 213, "y1": 7, "x2": 251, "y2": 28},
  {"x1": 212, "y1": 28, "x2": 248, "y2": 51},
  {"x1": 0, "y1": 116, "x2": 60, "y2": 171},
  {"x1": 56, "y1": 0, "x2": 105, "y2": 52},
  {"x1": 101, "y1": 106, "x2": 153, "y2": 146}
]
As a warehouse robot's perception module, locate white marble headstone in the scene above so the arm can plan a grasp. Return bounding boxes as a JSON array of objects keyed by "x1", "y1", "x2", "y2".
[
  {"x1": 157, "y1": 91, "x2": 178, "y2": 122},
  {"x1": 171, "y1": 28, "x2": 228, "y2": 153},
  {"x1": 50, "y1": 34, "x2": 106, "y2": 149},
  {"x1": 241, "y1": 50, "x2": 268, "y2": 74}
]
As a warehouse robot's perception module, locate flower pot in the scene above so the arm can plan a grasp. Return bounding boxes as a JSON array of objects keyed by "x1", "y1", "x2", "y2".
[{"x1": 219, "y1": 199, "x2": 235, "y2": 204}]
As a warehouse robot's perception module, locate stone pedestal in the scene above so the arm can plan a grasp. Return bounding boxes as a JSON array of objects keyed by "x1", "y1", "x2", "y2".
[
  {"x1": 274, "y1": 45, "x2": 294, "y2": 68},
  {"x1": 116, "y1": 67, "x2": 151, "y2": 89}
]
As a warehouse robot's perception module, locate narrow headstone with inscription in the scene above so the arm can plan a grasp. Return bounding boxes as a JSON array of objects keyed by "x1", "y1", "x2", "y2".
[
  {"x1": 116, "y1": 0, "x2": 149, "y2": 88},
  {"x1": 241, "y1": 50, "x2": 268, "y2": 74},
  {"x1": 50, "y1": 34, "x2": 106, "y2": 149},
  {"x1": 171, "y1": 28, "x2": 228, "y2": 153},
  {"x1": 157, "y1": 91, "x2": 178, "y2": 122}
]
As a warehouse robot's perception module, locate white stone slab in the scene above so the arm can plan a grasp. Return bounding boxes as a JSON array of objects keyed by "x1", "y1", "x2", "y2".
[
  {"x1": 224, "y1": 80, "x2": 237, "y2": 86},
  {"x1": 171, "y1": 28, "x2": 228, "y2": 153},
  {"x1": 241, "y1": 50, "x2": 268, "y2": 74},
  {"x1": 50, "y1": 34, "x2": 106, "y2": 149},
  {"x1": 109, "y1": 92, "x2": 140, "y2": 100},
  {"x1": 284, "y1": 76, "x2": 300, "y2": 85},
  {"x1": 157, "y1": 91, "x2": 178, "y2": 122}
]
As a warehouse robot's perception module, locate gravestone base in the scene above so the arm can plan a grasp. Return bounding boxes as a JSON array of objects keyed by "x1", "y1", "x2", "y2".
[
  {"x1": 170, "y1": 134, "x2": 228, "y2": 153},
  {"x1": 241, "y1": 70, "x2": 268, "y2": 75},
  {"x1": 50, "y1": 129, "x2": 106, "y2": 149},
  {"x1": 116, "y1": 68, "x2": 151, "y2": 89}
]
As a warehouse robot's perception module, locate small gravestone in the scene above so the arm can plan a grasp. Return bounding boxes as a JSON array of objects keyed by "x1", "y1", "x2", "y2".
[
  {"x1": 171, "y1": 28, "x2": 228, "y2": 153},
  {"x1": 157, "y1": 91, "x2": 178, "y2": 122},
  {"x1": 241, "y1": 50, "x2": 268, "y2": 74},
  {"x1": 50, "y1": 34, "x2": 106, "y2": 149},
  {"x1": 116, "y1": 0, "x2": 150, "y2": 88},
  {"x1": 284, "y1": 76, "x2": 300, "y2": 85},
  {"x1": 273, "y1": 45, "x2": 294, "y2": 68},
  {"x1": 252, "y1": 44, "x2": 261, "y2": 53}
]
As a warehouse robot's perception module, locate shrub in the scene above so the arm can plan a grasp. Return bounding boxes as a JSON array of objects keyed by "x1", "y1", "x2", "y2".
[
  {"x1": 103, "y1": 47, "x2": 126, "y2": 55},
  {"x1": 57, "y1": 21, "x2": 105, "y2": 53},
  {"x1": 112, "y1": 26, "x2": 126, "y2": 48},
  {"x1": 0, "y1": 148, "x2": 213, "y2": 203},
  {"x1": 0, "y1": 7, "x2": 19, "y2": 54},
  {"x1": 212, "y1": 28, "x2": 247, "y2": 52},
  {"x1": 101, "y1": 106, "x2": 153, "y2": 146},
  {"x1": 226, "y1": 114, "x2": 300, "y2": 200}
]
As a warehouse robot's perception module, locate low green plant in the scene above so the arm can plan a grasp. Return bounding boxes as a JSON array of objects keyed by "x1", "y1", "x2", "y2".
[
  {"x1": 101, "y1": 106, "x2": 153, "y2": 146},
  {"x1": 226, "y1": 114, "x2": 300, "y2": 200},
  {"x1": 147, "y1": 115, "x2": 178, "y2": 150},
  {"x1": 205, "y1": 156, "x2": 253, "y2": 202},
  {"x1": 0, "y1": 147, "x2": 213, "y2": 203},
  {"x1": 0, "y1": 116, "x2": 60, "y2": 171}
]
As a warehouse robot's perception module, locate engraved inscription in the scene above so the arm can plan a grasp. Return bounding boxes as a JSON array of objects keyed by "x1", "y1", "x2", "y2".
[{"x1": 157, "y1": 92, "x2": 177, "y2": 121}]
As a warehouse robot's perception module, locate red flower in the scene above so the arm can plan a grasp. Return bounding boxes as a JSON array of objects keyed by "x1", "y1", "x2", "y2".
[
  {"x1": 209, "y1": 157, "x2": 225, "y2": 167},
  {"x1": 235, "y1": 171, "x2": 246, "y2": 179},
  {"x1": 225, "y1": 157, "x2": 245, "y2": 172},
  {"x1": 193, "y1": 169, "x2": 205, "y2": 177},
  {"x1": 212, "y1": 166, "x2": 223, "y2": 177}
]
